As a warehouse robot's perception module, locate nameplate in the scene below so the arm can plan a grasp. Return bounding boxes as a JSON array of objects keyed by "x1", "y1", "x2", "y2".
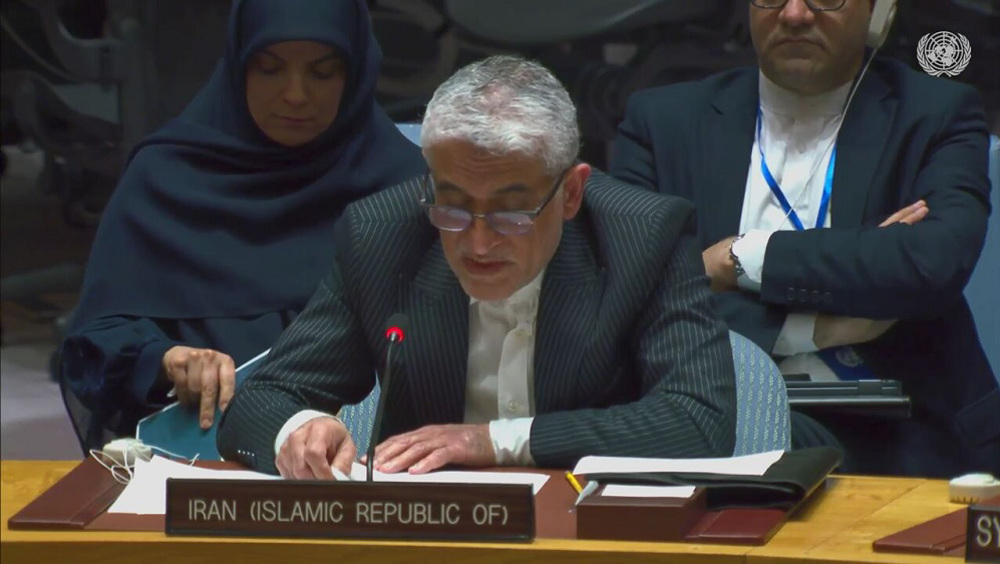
[
  {"x1": 967, "y1": 503, "x2": 1000, "y2": 563},
  {"x1": 165, "y1": 478, "x2": 534, "y2": 541}
]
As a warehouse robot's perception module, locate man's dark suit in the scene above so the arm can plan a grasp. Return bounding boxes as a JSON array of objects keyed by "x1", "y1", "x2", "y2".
[
  {"x1": 609, "y1": 58, "x2": 999, "y2": 477},
  {"x1": 217, "y1": 172, "x2": 737, "y2": 474}
]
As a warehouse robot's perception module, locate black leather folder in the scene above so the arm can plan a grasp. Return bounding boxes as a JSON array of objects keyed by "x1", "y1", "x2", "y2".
[{"x1": 586, "y1": 447, "x2": 842, "y2": 510}]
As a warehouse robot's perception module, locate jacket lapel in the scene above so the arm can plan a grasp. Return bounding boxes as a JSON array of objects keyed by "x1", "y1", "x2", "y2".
[
  {"x1": 831, "y1": 71, "x2": 895, "y2": 227},
  {"x1": 534, "y1": 218, "x2": 606, "y2": 413},
  {"x1": 405, "y1": 240, "x2": 469, "y2": 425},
  {"x1": 700, "y1": 71, "x2": 759, "y2": 244}
]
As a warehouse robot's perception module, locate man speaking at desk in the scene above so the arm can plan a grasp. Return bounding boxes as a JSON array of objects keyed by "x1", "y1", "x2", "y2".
[{"x1": 217, "y1": 55, "x2": 737, "y2": 478}]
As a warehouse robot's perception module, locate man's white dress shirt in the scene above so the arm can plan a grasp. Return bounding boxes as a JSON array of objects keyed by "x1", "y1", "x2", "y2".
[{"x1": 730, "y1": 71, "x2": 851, "y2": 380}]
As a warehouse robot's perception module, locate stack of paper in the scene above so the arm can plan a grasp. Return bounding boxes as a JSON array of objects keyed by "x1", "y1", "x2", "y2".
[
  {"x1": 107, "y1": 456, "x2": 550, "y2": 516},
  {"x1": 600, "y1": 485, "x2": 697, "y2": 499},
  {"x1": 344, "y1": 462, "x2": 549, "y2": 494},
  {"x1": 571, "y1": 450, "x2": 784, "y2": 501},
  {"x1": 572, "y1": 449, "x2": 783, "y2": 477},
  {"x1": 108, "y1": 456, "x2": 278, "y2": 515}
]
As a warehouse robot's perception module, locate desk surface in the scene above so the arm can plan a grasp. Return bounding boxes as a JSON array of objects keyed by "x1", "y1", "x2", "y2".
[{"x1": 0, "y1": 460, "x2": 966, "y2": 564}]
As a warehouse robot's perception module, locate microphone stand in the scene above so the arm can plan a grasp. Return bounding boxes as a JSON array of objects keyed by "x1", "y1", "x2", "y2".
[{"x1": 367, "y1": 335, "x2": 400, "y2": 482}]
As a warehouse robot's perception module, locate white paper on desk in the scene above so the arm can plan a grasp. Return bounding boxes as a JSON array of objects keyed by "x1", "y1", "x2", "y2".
[
  {"x1": 600, "y1": 485, "x2": 696, "y2": 498},
  {"x1": 345, "y1": 462, "x2": 549, "y2": 494},
  {"x1": 109, "y1": 456, "x2": 548, "y2": 515},
  {"x1": 572, "y1": 449, "x2": 783, "y2": 477},
  {"x1": 107, "y1": 455, "x2": 278, "y2": 515}
]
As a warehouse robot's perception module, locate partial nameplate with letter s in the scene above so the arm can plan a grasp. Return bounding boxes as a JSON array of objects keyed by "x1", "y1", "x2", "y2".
[{"x1": 967, "y1": 502, "x2": 1000, "y2": 563}]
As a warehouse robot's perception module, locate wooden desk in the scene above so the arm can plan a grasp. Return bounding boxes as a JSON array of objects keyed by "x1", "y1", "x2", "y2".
[
  {"x1": 1, "y1": 461, "x2": 964, "y2": 564},
  {"x1": 748, "y1": 476, "x2": 966, "y2": 564},
  {"x1": 1, "y1": 461, "x2": 747, "y2": 564}
]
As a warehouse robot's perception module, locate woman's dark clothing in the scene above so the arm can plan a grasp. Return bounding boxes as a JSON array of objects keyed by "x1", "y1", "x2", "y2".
[{"x1": 59, "y1": 0, "x2": 425, "y2": 452}]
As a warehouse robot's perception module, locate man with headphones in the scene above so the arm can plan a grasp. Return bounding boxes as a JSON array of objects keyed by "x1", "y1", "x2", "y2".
[{"x1": 610, "y1": 0, "x2": 997, "y2": 477}]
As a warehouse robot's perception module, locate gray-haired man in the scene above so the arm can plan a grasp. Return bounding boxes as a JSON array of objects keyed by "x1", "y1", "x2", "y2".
[{"x1": 218, "y1": 55, "x2": 737, "y2": 478}]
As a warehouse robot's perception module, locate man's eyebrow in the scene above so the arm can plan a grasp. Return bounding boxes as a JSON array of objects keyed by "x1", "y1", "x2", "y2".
[
  {"x1": 434, "y1": 182, "x2": 464, "y2": 196},
  {"x1": 494, "y1": 184, "x2": 531, "y2": 196}
]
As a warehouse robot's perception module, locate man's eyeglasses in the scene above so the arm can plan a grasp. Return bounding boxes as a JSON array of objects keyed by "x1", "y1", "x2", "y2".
[
  {"x1": 419, "y1": 168, "x2": 570, "y2": 236},
  {"x1": 751, "y1": 0, "x2": 846, "y2": 11}
]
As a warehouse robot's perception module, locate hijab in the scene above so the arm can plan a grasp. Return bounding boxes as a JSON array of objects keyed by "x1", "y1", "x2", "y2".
[{"x1": 70, "y1": 0, "x2": 424, "y2": 328}]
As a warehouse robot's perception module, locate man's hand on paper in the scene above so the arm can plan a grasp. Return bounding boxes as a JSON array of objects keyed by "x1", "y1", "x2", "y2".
[
  {"x1": 369, "y1": 424, "x2": 495, "y2": 475},
  {"x1": 276, "y1": 417, "x2": 357, "y2": 480},
  {"x1": 162, "y1": 346, "x2": 236, "y2": 429}
]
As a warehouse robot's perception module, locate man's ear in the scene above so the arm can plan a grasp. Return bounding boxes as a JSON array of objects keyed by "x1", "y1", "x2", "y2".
[{"x1": 561, "y1": 163, "x2": 591, "y2": 220}]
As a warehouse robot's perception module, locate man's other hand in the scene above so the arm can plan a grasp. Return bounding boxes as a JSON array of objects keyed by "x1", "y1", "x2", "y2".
[
  {"x1": 702, "y1": 236, "x2": 739, "y2": 292},
  {"x1": 880, "y1": 200, "x2": 928, "y2": 227},
  {"x1": 276, "y1": 417, "x2": 356, "y2": 479},
  {"x1": 369, "y1": 424, "x2": 495, "y2": 474}
]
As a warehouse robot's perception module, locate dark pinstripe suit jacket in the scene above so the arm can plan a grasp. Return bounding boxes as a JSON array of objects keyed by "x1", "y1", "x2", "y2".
[{"x1": 217, "y1": 171, "x2": 737, "y2": 473}]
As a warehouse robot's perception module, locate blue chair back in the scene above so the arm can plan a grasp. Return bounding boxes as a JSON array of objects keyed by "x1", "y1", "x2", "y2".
[
  {"x1": 340, "y1": 380, "x2": 381, "y2": 457},
  {"x1": 964, "y1": 135, "x2": 1000, "y2": 383},
  {"x1": 729, "y1": 330, "x2": 791, "y2": 455},
  {"x1": 396, "y1": 123, "x2": 422, "y2": 147}
]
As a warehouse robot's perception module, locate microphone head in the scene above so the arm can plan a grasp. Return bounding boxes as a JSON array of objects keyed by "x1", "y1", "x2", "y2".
[{"x1": 384, "y1": 313, "x2": 409, "y2": 343}]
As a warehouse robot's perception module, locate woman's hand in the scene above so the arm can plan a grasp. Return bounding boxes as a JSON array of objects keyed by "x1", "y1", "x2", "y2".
[{"x1": 162, "y1": 346, "x2": 236, "y2": 429}]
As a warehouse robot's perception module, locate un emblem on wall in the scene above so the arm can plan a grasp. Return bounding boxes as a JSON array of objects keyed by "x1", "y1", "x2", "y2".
[{"x1": 917, "y1": 31, "x2": 972, "y2": 77}]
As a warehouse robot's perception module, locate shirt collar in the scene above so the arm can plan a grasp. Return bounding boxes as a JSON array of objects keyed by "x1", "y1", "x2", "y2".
[
  {"x1": 469, "y1": 269, "x2": 545, "y2": 310},
  {"x1": 759, "y1": 70, "x2": 852, "y2": 118}
]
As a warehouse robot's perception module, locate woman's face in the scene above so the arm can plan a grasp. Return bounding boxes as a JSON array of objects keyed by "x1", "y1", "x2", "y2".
[{"x1": 245, "y1": 40, "x2": 347, "y2": 147}]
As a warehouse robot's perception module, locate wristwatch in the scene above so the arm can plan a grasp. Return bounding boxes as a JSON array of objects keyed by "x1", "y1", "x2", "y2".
[{"x1": 729, "y1": 234, "x2": 746, "y2": 279}]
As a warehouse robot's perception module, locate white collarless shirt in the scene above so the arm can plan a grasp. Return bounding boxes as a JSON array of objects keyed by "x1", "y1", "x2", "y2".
[
  {"x1": 465, "y1": 270, "x2": 544, "y2": 465},
  {"x1": 731, "y1": 71, "x2": 851, "y2": 378}
]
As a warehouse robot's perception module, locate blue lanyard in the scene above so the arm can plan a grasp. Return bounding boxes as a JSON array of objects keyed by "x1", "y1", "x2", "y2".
[{"x1": 756, "y1": 106, "x2": 836, "y2": 231}]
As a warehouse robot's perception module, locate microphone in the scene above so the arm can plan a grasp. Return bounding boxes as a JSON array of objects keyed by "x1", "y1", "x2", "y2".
[{"x1": 367, "y1": 313, "x2": 408, "y2": 482}]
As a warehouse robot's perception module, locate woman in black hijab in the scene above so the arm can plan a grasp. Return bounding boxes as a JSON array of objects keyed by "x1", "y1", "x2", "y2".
[{"x1": 59, "y1": 0, "x2": 424, "y2": 451}]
